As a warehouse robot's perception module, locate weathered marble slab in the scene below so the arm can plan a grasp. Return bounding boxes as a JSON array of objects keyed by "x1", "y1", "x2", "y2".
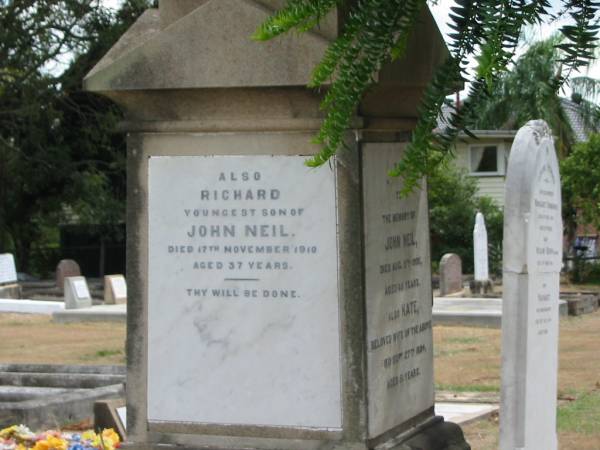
[
  {"x1": 500, "y1": 120, "x2": 562, "y2": 450},
  {"x1": 64, "y1": 276, "x2": 93, "y2": 310},
  {"x1": 473, "y1": 213, "x2": 489, "y2": 281},
  {"x1": 56, "y1": 259, "x2": 81, "y2": 290},
  {"x1": 362, "y1": 143, "x2": 434, "y2": 438},
  {"x1": 147, "y1": 155, "x2": 342, "y2": 428},
  {"x1": 0, "y1": 254, "x2": 17, "y2": 284}
]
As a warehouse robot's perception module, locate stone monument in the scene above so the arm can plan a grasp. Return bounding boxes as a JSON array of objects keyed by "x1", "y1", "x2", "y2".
[
  {"x1": 84, "y1": 2, "x2": 469, "y2": 449},
  {"x1": 439, "y1": 253, "x2": 463, "y2": 296},
  {"x1": 500, "y1": 120, "x2": 562, "y2": 450},
  {"x1": 56, "y1": 259, "x2": 82, "y2": 291},
  {"x1": 104, "y1": 275, "x2": 127, "y2": 304},
  {"x1": 0, "y1": 253, "x2": 20, "y2": 299},
  {"x1": 64, "y1": 276, "x2": 93, "y2": 309},
  {"x1": 470, "y1": 213, "x2": 493, "y2": 294}
]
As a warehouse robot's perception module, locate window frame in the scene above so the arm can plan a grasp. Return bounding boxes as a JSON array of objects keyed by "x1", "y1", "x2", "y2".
[{"x1": 468, "y1": 143, "x2": 507, "y2": 177}]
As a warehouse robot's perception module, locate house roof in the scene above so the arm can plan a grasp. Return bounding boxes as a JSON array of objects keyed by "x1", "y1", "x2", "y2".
[
  {"x1": 560, "y1": 97, "x2": 590, "y2": 143},
  {"x1": 436, "y1": 98, "x2": 596, "y2": 143}
]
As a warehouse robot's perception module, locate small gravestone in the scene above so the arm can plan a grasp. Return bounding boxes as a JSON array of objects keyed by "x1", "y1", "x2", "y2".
[
  {"x1": 500, "y1": 120, "x2": 562, "y2": 450},
  {"x1": 56, "y1": 259, "x2": 81, "y2": 290},
  {"x1": 104, "y1": 275, "x2": 127, "y2": 304},
  {"x1": 0, "y1": 254, "x2": 17, "y2": 285},
  {"x1": 64, "y1": 276, "x2": 93, "y2": 309},
  {"x1": 0, "y1": 253, "x2": 20, "y2": 298},
  {"x1": 439, "y1": 253, "x2": 463, "y2": 296},
  {"x1": 470, "y1": 213, "x2": 493, "y2": 294}
]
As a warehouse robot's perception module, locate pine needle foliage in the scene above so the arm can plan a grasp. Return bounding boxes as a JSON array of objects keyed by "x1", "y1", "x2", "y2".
[{"x1": 255, "y1": 0, "x2": 600, "y2": 193}]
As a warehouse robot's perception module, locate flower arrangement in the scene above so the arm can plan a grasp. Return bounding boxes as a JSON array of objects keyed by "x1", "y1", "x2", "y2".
[{"x1": 0, "y1": 425, "x2": 120, "y2": 450}]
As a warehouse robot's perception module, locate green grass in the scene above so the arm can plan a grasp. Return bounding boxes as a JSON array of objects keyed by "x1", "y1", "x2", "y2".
[
  {"x1": 95, "y1": 349, "x2": 123, "y2": 358},
  {"x1": 558, "y1": 391, "x2": 600, "y2": 434},
  {"x1": 446, "y1": 336, "x2": 483, "y2": 345},
  {"x1": 436, "y1": 383, "x2": 500, "y2": 393}
]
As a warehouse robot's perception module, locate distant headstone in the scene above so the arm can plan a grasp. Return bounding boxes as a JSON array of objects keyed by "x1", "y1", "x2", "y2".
[
  {"x1": 64, "y1": 276, "x2": 92, "y2": 309},
  {"x1": 56, "y1": 259, "x2": 81, "y2": 290},
  {"x1": 440, "y1": 253, "x2": 463, "y2": 296},
  {"x1": 500, "y1": 120, "x2": 562, "y2": 450},
  {"x1": 104, "y1": 275, "x2": 127, "y2": 304},
  {"x1": 0, "y1": 254, "x2": 17, "y2": 285},
  {"x1": 473, "y1": 213, "x2": 489, "y2": 281},
  {"x1": 470, "y1": 213, "x2": 493, "y2": 294}
]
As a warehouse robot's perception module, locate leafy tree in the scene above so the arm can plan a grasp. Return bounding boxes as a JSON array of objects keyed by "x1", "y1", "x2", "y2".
[
  {"x1": 469, "y1": 37, "x2": 575, "y2": 155},
  {"x1": 428, "y1": 164, "x2": 503, "y2": 275},
  {"x1": 254, "y1": 1, "x2": 599, "y2": 192},
  {"x1": 561, "y1": 133, "x2": 600, "y2": 230},
  {"x1": 0, "y1": 0, "x2": 151, "y2": 274}
]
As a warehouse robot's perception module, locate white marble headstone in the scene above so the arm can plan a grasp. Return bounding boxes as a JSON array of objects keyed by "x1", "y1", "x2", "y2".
[
  {"x1": 473, "y1": 212, "x2": 489, "y2": 281},
  {"x1": 64, "y1": 276, "x2": 93, "y2": 309},
  {"x1": 500, "y1": 120, "x2": 562, "y2": 450},
  {"x1": 362, "y1": 143, "x2": 434, "y2": 437},
  {"x1": 147, "y1": 155, "x2": 341, "y2": 429},
  {"x1": 0, "y1": 254, "x2": 17, "y2": 284},
  {"x1": 104, "y1": 275, "x2": 127, "y2": 304}
]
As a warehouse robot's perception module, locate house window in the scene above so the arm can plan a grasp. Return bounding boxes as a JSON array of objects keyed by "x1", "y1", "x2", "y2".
[{"x1": 470, "y1": 145, "x2": 505, "y2": 175}]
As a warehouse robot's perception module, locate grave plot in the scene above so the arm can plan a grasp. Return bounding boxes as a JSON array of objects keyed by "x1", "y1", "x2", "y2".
[{"x1": 0, "y1": 364, "x2": 124, "y2": 430}]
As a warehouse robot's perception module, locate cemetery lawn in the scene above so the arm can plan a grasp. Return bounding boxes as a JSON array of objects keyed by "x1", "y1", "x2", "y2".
[
  {"x1": 0, "y1": 313, "x2": 125, "y2": 365},
  {"x1": 434, "y1": 309, "x2": 600, "y2": 449}
]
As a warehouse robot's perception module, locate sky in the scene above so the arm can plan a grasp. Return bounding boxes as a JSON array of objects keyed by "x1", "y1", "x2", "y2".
[{"x1": 428, "y1": 0, "x2": 600, "y2": 99}]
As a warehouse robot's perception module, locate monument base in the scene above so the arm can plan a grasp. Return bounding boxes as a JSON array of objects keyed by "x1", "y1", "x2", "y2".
[
  {"x1": 469, "y1": 279, "x2": 493, "y2": 295},
  {"x1": 121, "y1": 418, "x2": 470, "y2": 450},
  {"x1": 389, "y1": 417, "x2": 470, "y2": 450},
  {"x1": 0, "y1": 283, "x2": 20, "y2": 299}
]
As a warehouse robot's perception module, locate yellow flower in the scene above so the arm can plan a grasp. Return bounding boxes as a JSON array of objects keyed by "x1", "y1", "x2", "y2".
[
  {"x1": 101, "y1": 429, "x2": 120, "y2": 445},
  {"x1": 32, "y1": 435, "x2": 67, "y2": 450},
  {"x1": 81, "y1": 430, "x2": 97, "y2": 442},
  {"x1": 91, "y1": 428, "x2": 121, "y2": 450},
  {"x1": 0, "y1": 425, "x2": 18, "y2": 438},
  {"x1": 32, "y1": 440, "x2": 50, "y2": 450}
]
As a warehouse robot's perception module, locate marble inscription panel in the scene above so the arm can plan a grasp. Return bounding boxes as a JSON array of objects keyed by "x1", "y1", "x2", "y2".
[
  {"x1": 73, "y1": 279, "x2": 90, "y2": 299},
  {"x1": 147, "y1": 155, "x2": 342, "y2": 428},
  {"x1": 362, "y1": 143, "x2": 434, "y2": 438},
  {"x1": 111, "y1": 276, "x2": 127, "y2": 299},
  {"x1": 0, "y1": 254, "x2": 17, "y2": 284}
]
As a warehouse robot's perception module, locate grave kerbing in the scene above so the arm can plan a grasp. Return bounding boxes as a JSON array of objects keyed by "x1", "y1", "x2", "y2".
[
  {"x1": 500, "y1": 120, "x2": 562, "y2": 450},
  {"x1": 84, "y1": 2, "x2": 469, "y2": 449}
]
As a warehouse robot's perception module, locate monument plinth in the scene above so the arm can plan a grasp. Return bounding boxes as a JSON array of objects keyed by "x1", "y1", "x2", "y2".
[{"x1": 84, "y1": 2, "x2": 468, "y2": 449}]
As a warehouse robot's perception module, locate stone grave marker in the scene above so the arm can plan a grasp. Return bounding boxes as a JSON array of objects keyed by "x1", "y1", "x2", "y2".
[
  {"x1": 64, "y1": 276, "x2": 93, "y2": 309},
  {"x1": 473, "y1": 212, "x2": 489, "y2": 281},
  {"x1": 439, "y1": 253, "x2": 463, "y2": 296},
  {"x1": 84, "y1": 2, "x2": 468, "y2": 449},
  {"x1": 500, "y1": 120, "x2": 562, "y2": 450},
  {"x1": 104, "y1": 275, "x2": 127, "y2": 304},
  {"x1": 362, "y1": 144, "x2": 434, "y2": 437},
  {"x1": 0, "y1": 254, "x2": 17, "y2": 285},
  {"x1": 0, "y1": 253, "x2": 20, "y2": 299},
  {"x1": 56, "y1": 259, "x2": 81, "y2": 290}
]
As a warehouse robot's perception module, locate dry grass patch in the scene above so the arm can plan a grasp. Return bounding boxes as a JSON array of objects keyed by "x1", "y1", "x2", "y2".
[
  {"x1": 436, "y1": 309, "x2": 600, "y2": 448},
  {"x1": 433, "y1": 325, "x2": 501, "y2": 391},
  {"x1": 0, "y1": 313, "x2": 125, "y2": 365}
]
